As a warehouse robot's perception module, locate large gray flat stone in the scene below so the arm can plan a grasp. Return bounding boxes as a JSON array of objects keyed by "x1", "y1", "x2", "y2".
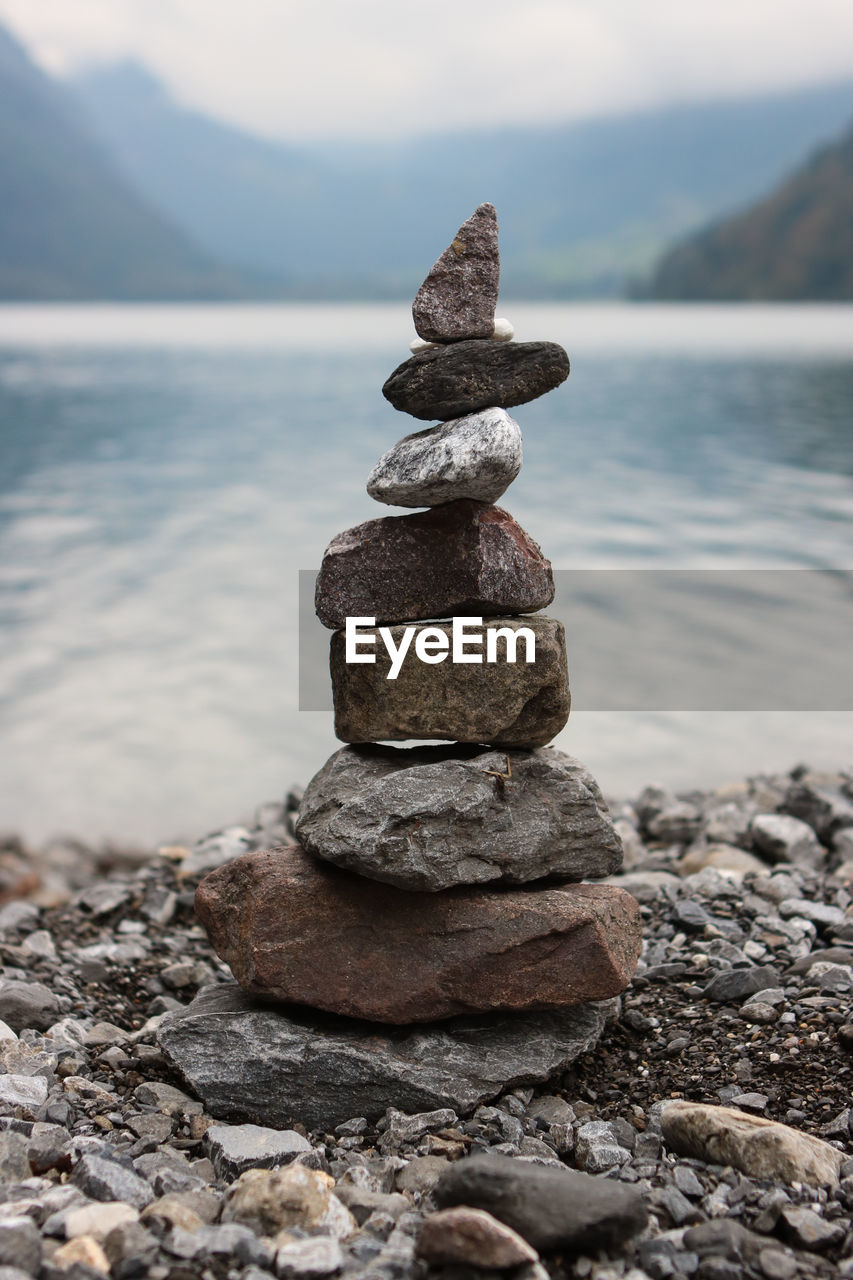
[{"x1": 157, "y1": 983, "x2": 609, "y2": 1130}]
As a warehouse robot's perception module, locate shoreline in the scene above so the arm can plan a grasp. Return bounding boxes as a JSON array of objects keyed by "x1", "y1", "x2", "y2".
[{"x1": 4, "y1": 761, "x2": 851, "y2": 908}]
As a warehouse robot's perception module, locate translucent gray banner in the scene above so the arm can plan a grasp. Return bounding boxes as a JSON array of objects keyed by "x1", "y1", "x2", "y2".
[{"x1": 298, "y1": 569, "x2": 853, "y2": 711}]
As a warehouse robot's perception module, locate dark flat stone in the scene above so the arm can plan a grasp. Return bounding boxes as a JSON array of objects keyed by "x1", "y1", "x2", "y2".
[
  {"x1": 382, "y1": 340, "x2": 569, "y2": 421},
  {"x1": 157, "y1": 983, "x2": 610, "y2": 1130},
  {"x1": 433, "y1": 1153, "x2": 647, "y2": 1254}
]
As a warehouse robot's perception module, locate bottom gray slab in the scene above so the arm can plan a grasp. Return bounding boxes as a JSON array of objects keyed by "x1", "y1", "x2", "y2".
[{"x1": 157, "y1": 982, "x2": 610, "y2": 1130}]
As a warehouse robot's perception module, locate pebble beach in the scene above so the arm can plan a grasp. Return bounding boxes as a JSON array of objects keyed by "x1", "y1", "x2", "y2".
[{"x1": 0, "y1": 761, "x2": 851, "y2": 1280}]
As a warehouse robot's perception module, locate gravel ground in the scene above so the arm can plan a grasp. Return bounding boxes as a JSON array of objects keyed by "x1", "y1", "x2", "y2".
[{"x1": 0, "y1": 764, "x2": 852, "y2": 1280}]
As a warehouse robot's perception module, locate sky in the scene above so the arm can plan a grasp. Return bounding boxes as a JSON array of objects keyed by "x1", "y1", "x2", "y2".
[{"x1": 2, "y1": 0, "x2": 853, "y2": 140}]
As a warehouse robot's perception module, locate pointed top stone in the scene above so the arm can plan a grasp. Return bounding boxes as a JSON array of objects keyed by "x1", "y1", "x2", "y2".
[{"x1": 412, "y1": 203, "x2": 500, "y2": 344}]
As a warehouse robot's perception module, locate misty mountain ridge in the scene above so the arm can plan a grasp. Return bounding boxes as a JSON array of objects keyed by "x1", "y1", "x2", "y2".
[
  {"x1": 0, "y1": 24, "x2": 265, "y2": 300},
  {"x1": 3, "y1": 4, "x2": 853, "y2": 305},
  {"x1": 649, "y1": 122, "x2": 853, "y2": 299},
  {"x1": 73, "y1": 60, "x2": 853, "y2": 297}
]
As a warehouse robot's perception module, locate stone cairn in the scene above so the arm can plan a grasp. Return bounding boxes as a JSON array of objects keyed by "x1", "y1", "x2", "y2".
[{"x1": 180, "y1": 205, "x2": 643, "y2": 1127}]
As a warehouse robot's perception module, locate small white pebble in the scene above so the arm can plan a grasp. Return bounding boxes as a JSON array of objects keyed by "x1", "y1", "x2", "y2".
[{"x1": 409, "y1": 317, "x2": 514, "y2": 354}]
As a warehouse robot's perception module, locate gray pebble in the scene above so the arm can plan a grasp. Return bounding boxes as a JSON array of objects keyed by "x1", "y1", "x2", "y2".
[
  {"x1": 0, "y1": 1077, "x2": 48, "y2": 1113},
  {"x1": 204, "y1": 1124, "x2": 311, "y2": 1179},
  {"x1": 276, "y1": 1236, "x2": 344, "y2": 1279},
  {"x1": 575, "y1": 1121, "x2": 630, "y2": 1172},
  {"x1": 702, "y1": 966, "x2": 780, "y2": 1004},
  {"x1": 0, "y1": 1218, "x2": 40, "y2": 1275},
  {"x1": 0, "y1": 982, "x2": 59, "y2": 1034},
  {"x1": 73, "y1": 1152, "x2": 154, "y2": 1210},
  {"x1": 673, "y1": 1165, "x2": 705, "y2": 1198}
]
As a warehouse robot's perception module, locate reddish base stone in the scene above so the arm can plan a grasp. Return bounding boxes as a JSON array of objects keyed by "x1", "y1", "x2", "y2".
[{"x1": 195, "y1": 845, "x2": 642, "y2": 1024}]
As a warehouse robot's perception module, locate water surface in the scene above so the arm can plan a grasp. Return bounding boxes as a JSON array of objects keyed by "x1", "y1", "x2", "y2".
[{"x1": 1, "y1": 303, "x2": 852, "y2": 844}]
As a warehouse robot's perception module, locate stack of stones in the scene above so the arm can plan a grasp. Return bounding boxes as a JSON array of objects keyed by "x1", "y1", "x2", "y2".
[{"x1": 192, "y1": 205, "x2": 642, "y2": 1121}]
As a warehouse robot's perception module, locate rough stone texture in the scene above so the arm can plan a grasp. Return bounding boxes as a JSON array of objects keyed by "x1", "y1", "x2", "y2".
[
  {"x1": 204, "y1": 1124, "x2": 312, "y2": 1179},
  {"x1": 412, "y1": 203, "x2": 500, "y2": 344},
  {"x1": 366, "y1": 408, "x2": 522, "y2": 509},
  {"x1": 750, "y1": 813, "x2": 825, "y2": 869},
  {"x1": 779, "y1": 1205, "x2": 846, "y2": 1250},
  {"x1": 295, "y1": 744, "x2": 623, "y2": 891},
  {"x1": 0, "y1": 1218, "x2": 40, "y2": 1274},
  {"x1": 276, "y1": 1236, "x2": 344, "y2": 1279},
  {"x1": 416, "y1": 1206, "x2": 538, "y2": 1268},
  {"x1": 660, "y1": 1101, "x2": 844, "y2": 1188},
  {"x1": 396, "y1": 1157, "x2": 450, "y2": 1195},
  {"x1": 702, "y1": 965, "x2": 781, "y2": 1004},
  {"x1": 383, "y1": 340, "x2": 570, "y2": 421},
  {"x1": 52, "y1": 1236, "x2": 111, "y2": 1272},
  {"x1": 221, "y1": 1166, "x2": 356, "y2": 1238},
  {"x1": 64, "y1": 1202, "x2": 139, "y2": 1241},
  {"x1": 315, "y1": 500, "x2": 553, "y2": 629},
  {"x1": 575, "y1": 1120, "x2": 631, "y2": 1173},
  {"x1": 333, "y1": 1184, "x2": 409, "y2": 1225},
  {"x1": 432, "y1": 1154, "x2": 648, "y2": 1254},
  {"x1": 0, "y1": 1132, "x2": 30, "y2": 1186},
  {"x1": 158, "y1": 983, "x2": 610, "y2": 1130},
  {"x1": 380, "y1": 1108, "x2": 457, "y2": 1148},
  {"x1": 411, "y1": 317, "x2": 514, "y2": 354},
  {"x1": 0, "y1": 1075, "x2": 47, "y2": 1112},
  {"x1": 0, "y1": 979, "x2": 59, "y2": 1032},
  {"x1": 682, "y1": 1221, "x2": 771, "y2": 1266},
  {"x1": 331, "y1": 616, "x2": 570, "y2": 749},
  {"x1": 194, "y1": 845, "x2": 640, "y2": 1023},
  {"x1": 73, "y1": 1152, "x2": 155, "y2": 1209}
]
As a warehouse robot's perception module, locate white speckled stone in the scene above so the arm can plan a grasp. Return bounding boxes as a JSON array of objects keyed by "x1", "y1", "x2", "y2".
[{"x1": 367, "y1": 407, "x2": 522, "y2": 508}]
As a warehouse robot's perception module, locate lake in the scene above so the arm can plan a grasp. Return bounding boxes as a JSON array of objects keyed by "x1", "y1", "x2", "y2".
[{"x1": 1, "y1": 302, "x2": 852, "y2": 846}]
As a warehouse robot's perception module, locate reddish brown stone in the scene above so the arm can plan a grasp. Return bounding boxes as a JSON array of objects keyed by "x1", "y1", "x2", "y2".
[
  {"x1": 412, "y1": 203, "x2": 499, "y2": 344},
  {"x1": 314, "y1": 500, "x2": 554, "y2": 630},
  {"x1": 195, "y1": 845, "x2": 642, "y2": 1024},
  {"x1": 416, "y1": 1207, "x2": 538, "y2": 1268},
  {"x1": 331, "y1": 616, "x2": 570, "y2": 749}
]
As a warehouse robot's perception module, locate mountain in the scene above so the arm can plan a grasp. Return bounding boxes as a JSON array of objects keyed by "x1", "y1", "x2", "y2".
[
  {"x1": 647, "y1": 123, "x2": 853, "y2": 299},
  {"x1": 0, "y1": 24, "x2": 258, "y2": 300},
  {"x1": 73, "y1": 62, "x2": 853, "y2": 297}
]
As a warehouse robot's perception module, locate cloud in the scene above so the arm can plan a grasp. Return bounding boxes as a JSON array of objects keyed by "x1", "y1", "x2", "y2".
[{"x1": 2, "y1": 0, "x2": 853, "y2": 139}]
